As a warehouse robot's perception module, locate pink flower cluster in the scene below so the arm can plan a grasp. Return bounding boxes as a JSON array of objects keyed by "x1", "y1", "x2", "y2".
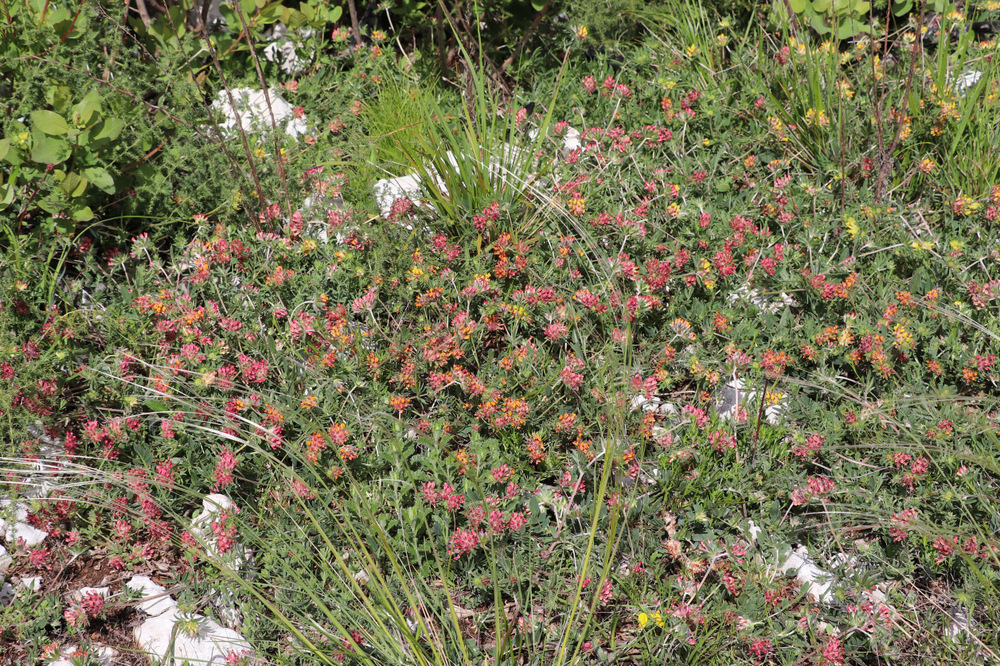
[
  {"x1": 792, "y1": 432, "x2": 824, "y2": 459},
  {"x1": 447, "y1": 528, "x2": 479, "y2": 559},
  {"x1": 420, "y1": 481, "x2": 465, "y2": 510}
]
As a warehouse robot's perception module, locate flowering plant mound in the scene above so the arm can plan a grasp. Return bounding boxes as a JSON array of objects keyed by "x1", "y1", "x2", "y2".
[{"x1": 3, "y1": 3, "x2": 1000, "y2": 664}]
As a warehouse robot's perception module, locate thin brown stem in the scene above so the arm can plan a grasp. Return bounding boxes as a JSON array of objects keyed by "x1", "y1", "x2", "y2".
[
  {"x1": 194, "y1": 14, "x2": 266, "y2": 233},
  {"x1": 228, "y1": 0, "x2": 293, "y2": 222},
  {"x1": 347, "y1": 0, "x2": 362, "y2": 46}
]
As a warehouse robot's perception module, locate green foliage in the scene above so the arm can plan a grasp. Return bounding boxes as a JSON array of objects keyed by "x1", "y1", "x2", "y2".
[
  {"x1": 777, "y1": 0, "x2": 875, "y2": 39},
  {"x1": 1, "y1": 89, "x2": 123, "y2": 232}
]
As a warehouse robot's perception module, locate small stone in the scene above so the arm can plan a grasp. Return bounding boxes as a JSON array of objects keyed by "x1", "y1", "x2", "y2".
[
  {"x1": 5, "y1": 521, "x2": 49, "y2": 547},
  {"x1": 126, "y1": 576, "x2": 177, "y2": 617},
  {"x1": 0, "y1": 582, "x2": 15, "y2": 607},
  {"x1": 18, "y1": 576, "x2": 42, "y2": 592}
]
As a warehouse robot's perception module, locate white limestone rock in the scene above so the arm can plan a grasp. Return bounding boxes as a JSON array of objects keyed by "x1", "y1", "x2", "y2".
[
  {"x1": 209, "y1": 88, "x2": 308, "y2": 140},
  {"x1": 953, "y1": 70, "x2": 983, "y2": 97},
  {"x1": 126, "y1": 575, "x2": 178, "y2": 617},
  {"x1": 373, "y1": 173, "x2": 429, "y2": 218},
  {"x1": 134, "y1": 606, "x2": 254, "y2": 666},
  {"x1": 1, "y1": 497, "x2": 50, "y2": 547},
  {"x1": 3, "y1": 520, "x2": 49, "y2": 548},
  {"x1": 18, "y1": 576, "x2": 43, "y2": 592},
  {"x1": 726, "y1": 284, "x2": 798, "y2": 314},
  {"x1": 778, "y1": 545, "x2": 857, "y2": 605},
  {"x1": 717, "y1": 378, "x2": 787, "y2": 425},
  {"x1": 189, "y1": 494, "x2": 254, "y2": 629},
  {"x1": 261, "y1": 23, "x2": 313, "y2": 75}
]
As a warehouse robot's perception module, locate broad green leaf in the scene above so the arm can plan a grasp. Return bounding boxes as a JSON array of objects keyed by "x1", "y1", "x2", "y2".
[
  {"x1": 892, "y1": 0, "x2": 913, "y2": 15},
  {"x1": 531, "y1": 0, "x2": 545, "y2": 10},
  {"x1": 84, "y1": 167, "x2": 115, "y2": 194},
  {"x1": 72, "y1": 92, "x2": 102, "y2": 126},
  {"x1": 0, "y1": 139, "x2": 9, "y2": 162},
  {"x1": 808, "y1": 9, "x2": 832, "y2": 34},
  {"x1": 70, "y1": 205, "x2": 94, "y2": 221},
  {"x1": 31, "y1": 110, "x2": 70, "y2": 135},
  {"x1": 0, "y1": 185, "x2": 13, "y2": 209},
  {"x1": 44, "y1": 85, "x2": 73, "y2": 112},
  {"x1": 0, "y1": 167, "x2": 16, "y2": 208},
  {"x1": 45, "y1": 6, "x2": 71, "y2": 27},
  {"x1": 788, "y1": 0, "x2": 806, "y2": 13},
  {"x1": 94, "y1": 118, "x2": 125, "y2": 141},
  {"x1": 836, "y1": 17, "x2": 867, "y2": 39},
  {"x1": 813, "y1": 0, "x2": 831, "y2": 12},
  {"x1": 329, "y1": 5, "x2": 342, "y2": 21},
  {"x1": 852, "y1": 1, "x2": 870, "y2": 13},
  {"x1": 259, "y1": 2, "x2": 282, "y2": 22},
  {"x1": 31, "y1": 137, "x2": 71, "y2": 164},
  {"x1": 285, "y1": 8, "x2": 307, "y2": 29},
  {"x1": 59, "y1": 172, "x2": 88, "y2": 197},
  {"x1": 147, "y1": 399, "x2": 170, "y2": 413}
]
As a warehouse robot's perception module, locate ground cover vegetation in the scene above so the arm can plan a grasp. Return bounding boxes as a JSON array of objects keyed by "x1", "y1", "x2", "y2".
[{"x1": 2, "y1": 0, "x2": 1000, "y2": 663}]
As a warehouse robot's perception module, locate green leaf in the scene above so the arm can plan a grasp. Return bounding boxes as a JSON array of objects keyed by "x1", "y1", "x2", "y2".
[
  {"x1": 836, "y1": 17, "x2": 867, "y2": 38},
  {"x1": 84, "y1": 167, "x2": 115, "y2": 194},
  {"x1": 259, "y1": 1, "x2": 282, "y2": 22},
  {"x1": 44, "y1": 86, "x2": 73, "y2": 113},
  {"x1": 0, "y1": 139, "x2": 9, "y2": 162},
  {"x1": 94, "y1": 118, "x2": 124, "y2": 142},
  {"x1": 285, "y1": 8, "x2": 307, "y2": 29},
  {"x1": 531, "y1": 0, "x2": 545, "y2": 10},
  {"x1": 892, "y1": 0, "x2": 914, "y2": 15},
  {"x1": 329, "y1": 5, "x2": 342, "y2": 21},
  {"x1": 813, "y1": 0, "x2": 831, "y2": 11},
  {"x1": 146, "y1": 399, "x2": 170, "y2": 413},
  {"x1": 31, "y1": 110, "x2": 70, "y2": 136},
  {"x1": 808, "y1": 10, "x2": 832, "y2": 33},
  {"x1": 788, "y1": 0, "x2": 806, "y2": 12},
  {"x1": 70, "y1": 205, "x2": 93, "y2": 221},
  {"x1": 72, "y1": 92, "x2": 102, "y2": 126},
  {"x1": 31, "y1": 137, "x2": 71, "y2": 164},
  {"x1": 59, "y1": 172, "x2": 89, "y2": 197},
  {"x1": 0, "y1": 176, "x2": 15, "y2": 209}
]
